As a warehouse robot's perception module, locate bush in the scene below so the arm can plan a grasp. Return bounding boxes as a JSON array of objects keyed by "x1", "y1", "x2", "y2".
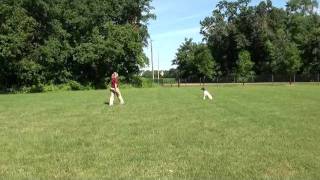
[
  {"x1": 20, "y1": 86, "x2": 32, "y2": 93},
  {"x1": 1, "y1": 77, "x2": 156, "y2": 94},
  {"x1": 30, "y1": 84, "x2": 45, "y2": 93},
  {"x1": 68, "y1": 80, "x2": 83, "y2": 91},
  {"x1": 131, "y1": 76, "x2": 154, "y2": 88},
  {"x1": 130, "y1": 76, "x2": 142, "y2": 87},
  {"x1": 57, "y1": 84, "x2": 71, "y2": 91},
  {"x1": 82, "y1": 83, "x2": 94, "y2": 90},
  {"x1": 44, "y1": 84, "x2": 58, "y2": 92},
  {"x1": 141, "y1": 78, "x2": 154, "y2": 88}
]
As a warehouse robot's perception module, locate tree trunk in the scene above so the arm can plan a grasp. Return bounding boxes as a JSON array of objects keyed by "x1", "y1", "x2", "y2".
[
  {"x1": 272, "y1": 74, "x2": 274, "y2": 83},
  {"x1": 289, "y1": 76, "x2": 292, "y2": 85},
  {"x1": 294, "y1": 74, "x2": 296, "y2": 83}
]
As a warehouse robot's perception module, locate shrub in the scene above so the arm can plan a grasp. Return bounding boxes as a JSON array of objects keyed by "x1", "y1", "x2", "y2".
[
  {"x1": 82, "y1": 83, "x2": 94, "y2": 90},
  {"x1": 20, "y1": 86, "x2": 32, "y2": 93},
  {"x1": 30, "y1": 84, "x2": 45, "y2": 93},
  {"x1": 141, "y1": 78, "x2": 154, "y2": 88},
  {"x1": 57, "y1": 84, "x2": 71, "y2": 91},
  {"x1": 130, "y1": 76, "x2": 154, "y2": 88},
  {"x1": 130, "y1": 76, "x2": 142, "y2": 87},
  {"x1": 68, "y1": 80, "x2": 83, "y2": 91},
  {"x1": 44, "y1": 84, "x2": 58, "y2": 92}
]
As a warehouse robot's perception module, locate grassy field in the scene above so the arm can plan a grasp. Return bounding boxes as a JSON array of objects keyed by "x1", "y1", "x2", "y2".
[{"x1": 0, "y1": 85, "x2": 320, "y2": 179}]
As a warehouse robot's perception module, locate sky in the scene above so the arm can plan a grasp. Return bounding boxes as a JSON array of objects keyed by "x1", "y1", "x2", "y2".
[{"x1": 143, "y1": 0, "x2": 287, "y2": 70}]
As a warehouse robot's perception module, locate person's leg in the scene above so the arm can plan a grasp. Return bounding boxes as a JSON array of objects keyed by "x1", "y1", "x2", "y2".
[
  {"x1": 116, "y1": 89, "x2": 125, "y2": 104},
  {"x1": 109, "y1": 91, "x2": 115, "y2": 106},
  {"x1": 203, "y1": 91, "x2": 206, "y2": 100}
]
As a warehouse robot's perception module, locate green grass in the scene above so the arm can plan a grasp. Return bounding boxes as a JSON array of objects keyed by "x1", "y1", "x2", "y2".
[{"x1": 0, "y1": 85, "x2": 320, "y2": 179}]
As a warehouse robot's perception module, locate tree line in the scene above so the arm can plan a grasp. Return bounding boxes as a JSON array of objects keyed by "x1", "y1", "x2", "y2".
[
  {"x1": 0, "y1": 0, "x2": 154, "y2": 90},
  {"x1": 174, "y1": 0, "x2": 320, "y2": 83}
]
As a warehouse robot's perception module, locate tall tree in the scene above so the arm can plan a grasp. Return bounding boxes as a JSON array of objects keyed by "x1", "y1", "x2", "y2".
[
  {"x1": 195, "y1": 0, "x2": 318, "y2": 83},
  {"x1": 194, "y1": 44, "x2": 216, "y2": 80},
  {"x1": 0, "y1": 0, "x2": 155, "y2": 89},
  {"x1": 173, "y1": 39, "x2": 218, "y2": 80},
  {"x1": 235, "y1": 50, "x2": 254, "y2": 85}
]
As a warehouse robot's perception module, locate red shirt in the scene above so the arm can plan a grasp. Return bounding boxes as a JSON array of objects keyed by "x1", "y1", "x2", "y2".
[{"x1": 111, "y1": 77, "x2": 118, "y2": 88}]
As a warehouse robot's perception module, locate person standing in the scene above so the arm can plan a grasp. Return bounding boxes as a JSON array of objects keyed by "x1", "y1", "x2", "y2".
[{"x1": 109, "y1": 72, "x2": 125, "y2": 106}]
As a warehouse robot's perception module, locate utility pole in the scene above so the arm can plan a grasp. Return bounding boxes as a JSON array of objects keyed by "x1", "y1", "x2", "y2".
[{"x1": 150, "y1": 39, "x2": 154, "y2": 82}]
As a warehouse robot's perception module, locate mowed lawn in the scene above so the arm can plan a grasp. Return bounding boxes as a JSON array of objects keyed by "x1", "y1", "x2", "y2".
[{"x1": 0, "y1": 85, "x2": 319, "y2": 179}]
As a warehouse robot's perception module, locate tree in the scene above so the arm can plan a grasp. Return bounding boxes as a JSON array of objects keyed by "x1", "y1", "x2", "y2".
[
  {"x1": 0, "y1": 0, "x2": 155, "y2": 89},
  {"x1": 173, "y1": 39, "x2": 218, "y2": 82},
  {"x1": 173, "y1": 38, "x2": 198, "y2": 79},
  {"x1": 196, "y1": 0, "x2": 316, "y2": 82},
  {"x1": 284, "y1": 43, "x2": 302, "y2": 84},
  {"x1": 265, "y1": 29, "x2": 302, "y2": 84},
  {"x1": 235, "y1": 50, "x2": 254, "y2": 85},
  {"x1": 303, "y1": 27, "x2": 320, "y2": 74},
  {"x1": 194, "y1": 44, "x2": 216, "y2": 81}
]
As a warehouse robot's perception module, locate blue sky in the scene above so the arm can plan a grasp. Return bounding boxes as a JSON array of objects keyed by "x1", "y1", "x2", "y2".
[{"x1": 143, "y1": 0, "x2": 287, "y2": 70}]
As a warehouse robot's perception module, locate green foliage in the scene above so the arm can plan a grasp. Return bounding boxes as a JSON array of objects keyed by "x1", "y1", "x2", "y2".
[
  {"x1": 30, "y1": 83, "x2": 45, "y2": 93},
  {"x1": 173, "y1": 39, "x2": 218, "y2": 79},
  {"x1": 266, "y1": 30, "x2": 302, "y2": 76},
  {"x1": 43, "y1": 84, "x2": 59, "y2": 92},
  {"x1": 0, "y1": 0, "x2": 154, "y2": 89},
  {"x1": 130, "y1": 76, "x2": 154, "y2": 88},
  {"x1": 236, "y1": 50, "x2": 254, "y2": 83},
  {"x1": 141, "y1": 78, "x2": 155, "y2": 88},
  {"x1": 162, "y1": 78, "x2": 177, "y2": 84},
  {"x1": 196, "y1": 0, "x2": 320, "y2": 79},
  {"x1": 284, "y1": 43, "x2": 302, "y2": 75},
  {"x1": 68, "y1": 80, "x2": 83, "y2": 91},
  {"x1": 194, "y1": 44, "x2": 216, "y2": 79}
]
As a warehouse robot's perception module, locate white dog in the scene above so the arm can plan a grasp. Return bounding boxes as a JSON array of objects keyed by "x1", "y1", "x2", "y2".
[{"x1": 201, "y1": 88, "x2": 213, "y2": 100}]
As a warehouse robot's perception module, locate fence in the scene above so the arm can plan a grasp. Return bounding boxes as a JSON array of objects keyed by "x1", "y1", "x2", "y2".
[{"x1": 154, "y1": 74, "x2": 320, "y2": 86}]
